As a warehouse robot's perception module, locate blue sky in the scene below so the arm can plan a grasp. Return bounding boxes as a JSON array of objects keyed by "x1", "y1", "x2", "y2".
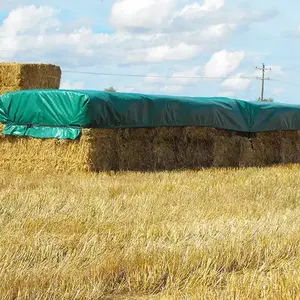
[{"x1": 0, "y1": 0, "x2": 299, "y2": 103}]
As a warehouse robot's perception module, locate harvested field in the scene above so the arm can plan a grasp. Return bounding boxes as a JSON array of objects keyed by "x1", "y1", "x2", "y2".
[
  {"x1": 0, "y1": 63, "x2": 61, "y2": 94},
  {"x1": 1, "y1": 124, "x2": 300, "y2": 172},
  {"x1": 0, "y1": 165, "x2": 299, "y2": 299}
]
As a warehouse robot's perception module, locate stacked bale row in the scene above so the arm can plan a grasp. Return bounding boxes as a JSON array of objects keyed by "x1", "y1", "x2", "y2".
[
  {"x1": 1, "y1": 124, "x2": 300, "y2": 173},
  {"x1": 1, "y1": 62, "x2": 299, "y2": 173},
  {"x1": 0, "y1": 63, "x2": 61, "y2": 95}
]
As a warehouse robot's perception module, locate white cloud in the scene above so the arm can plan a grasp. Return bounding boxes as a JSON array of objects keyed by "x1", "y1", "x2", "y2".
[
  {"x1": 170, "y1": 66, "x2": 202, "y2": 85},
  {"x1": 195, "y1": 0, "x2": 225, "y2": 12},
  {"x1": 110, "y1": 0, "x2": 176, "y2": 31},
  {"x1": 144, "y1": 66, "x2": 202, "y2": 87},
  {"x1": 177, "y1": 23, "x2": 237, "y2": 46},
  {"x1": 127, "y1": 43, "x2": 202, "y2": 63},
  {"x1": 60, "y1": 81, "x2": 85, "y2": 89},
  {"x1": 0, "y1": 5, "x2": 59, "y2": 35},
  {"x1": 170, "y1": 2, "x2": 276, "y2": 33},
  {"x1": 204, "y1": 49, "x2": 245, "y2": 77},
  {"x1": 221, "y1": 73, "x2": 252, "y2": 91},
  {"x1": 177, "y1": 0, "x2": 224, "y2": 20},
  {"x1": 0, "y1": 4, "x2": 282, "y2": 99},
  {"x1": 0, "y1": 4, "x2": 273, "y2": 69}
]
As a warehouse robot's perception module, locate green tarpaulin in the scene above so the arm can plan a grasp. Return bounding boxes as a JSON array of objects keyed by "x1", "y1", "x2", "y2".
[{"x1": 0, "y1": 89, "x2": 300, "y2": 140}]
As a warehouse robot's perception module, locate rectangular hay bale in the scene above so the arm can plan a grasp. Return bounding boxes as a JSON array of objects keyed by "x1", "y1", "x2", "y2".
[
  {"x1": 185, "y1": 139, "x2": 214, "y2": 169},
  {"x1": 0, "y1": 127, "x2": 115, "y2": 173},
  {"x1": 239, "y1": 132, "x2": 282, "y2": 167},
  {"x1": 154, "y1": 128, "x2": 186, "y2": 170},
  {"x1": 213, "y1": 135, "x2": 242, "y2": 168},
  {"x1": 0, "y1": 63, "x2": 61, "y2": 94},
  {"x1": 118, "y1": 128, "x2": 156, "y2": 171},
  {"x1": 280, "y1": 131, "x2": 300, "y2": 164}
]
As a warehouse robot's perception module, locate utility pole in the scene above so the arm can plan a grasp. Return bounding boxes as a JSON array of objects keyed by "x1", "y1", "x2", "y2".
[{"x1": 256, "y1": 63, "x2": 271, "y2": 101}]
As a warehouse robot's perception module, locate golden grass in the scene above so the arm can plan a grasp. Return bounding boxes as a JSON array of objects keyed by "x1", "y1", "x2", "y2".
[
  {"x1": 0, "y1": 63, "x2": 61, "y2": 94},
  {"x1": 0, "y1": 165, "x2": 299, "y2": 299}
]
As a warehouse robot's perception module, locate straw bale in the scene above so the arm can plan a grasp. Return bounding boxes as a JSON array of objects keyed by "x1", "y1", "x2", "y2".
[
  {"x1": 184, "y1": 127, "x2": 229, "y2": 169},
  {"x1": 0, "y1": 122, "x2": 4, "y2": 135},
  {"x1": 153, "y1": 140, "x2": 177, "y2": 170},
  {"x1": 0, "y1": 128, "x2": 116, "y2": 173},
  {"x1": 118, "y1": 128, "x2": 156, "y2": 171},
  {"x1": 254, "y1": 132, "x2": 282, "y2": 165},
  {"x1": 213, "y1": 135, "x2": 242, "y2": 168},
  {"x1": 82, "y1": 128, "x2": 119, "y2": 172},
  {"x1": 239, "y1": 132, "x2": 283, "y2": 167},
  {"x1": 0, "y1": 63, "x2": 61, "y2": 94},
  {"x1": 184, "y1": 127, "x2": 229, "y2": 140},
  {"x1": 238, "y1": 138, "x2": 261, "y2": 167},
  {"x1": 185, "y1": 139, "x2": 214, "y2": 169},
  {"x1": 1, "y1": 124, "x2": 300, "y2": 173},
  {"x1": 154, "y1": 128, "x2": 186, "y2": 170},
  {"x1": 280, "y1": 131, "x2": 300, "y2": 164}
]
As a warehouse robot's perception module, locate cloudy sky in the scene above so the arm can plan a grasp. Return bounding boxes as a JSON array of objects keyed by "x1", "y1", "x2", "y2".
[{"x1": 0, "y1": 0, "x2": 299, "y2": 103}]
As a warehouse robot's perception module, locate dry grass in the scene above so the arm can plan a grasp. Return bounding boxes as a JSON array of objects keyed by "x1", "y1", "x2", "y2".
[
  {"x1": 0, "y1": 165, "x2": 299, "y2": 299},
  {"x1": 0, "y1": 63, "x2": 61, "y2": 94}
]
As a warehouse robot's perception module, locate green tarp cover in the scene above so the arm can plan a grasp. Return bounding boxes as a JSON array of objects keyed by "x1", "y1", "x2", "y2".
[{"x1": 0, "y1": 89, "x2": 300, "y2": 140}]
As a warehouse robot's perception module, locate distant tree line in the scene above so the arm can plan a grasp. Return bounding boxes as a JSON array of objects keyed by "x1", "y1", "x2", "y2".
[{"x1": 104, "y1": 87, "x2": 117, "y2": 92}]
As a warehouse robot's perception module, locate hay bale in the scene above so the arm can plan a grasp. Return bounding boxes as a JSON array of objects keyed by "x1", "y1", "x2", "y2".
[
  {"x1": 239, "y1": 132, "x2": 283, "y2": 167},
  {"x1": 154, "y1": 128, "x2": 186, "y2": 170},
  {"x1": 239, "y1": 138, "x2": 260, "y2": 167},
  {"x1": 0, "y1": 128, "x2": 116, "y2": 173},
  {"x1": 0, "y1": 63, "x2": 61, "y2": 94},
  {"x1": 185, "y1": 139, "x2": 214, "y2": 169},
  {"x1": 280, "y1": 131, "x2": 300, "y2": 164},
  {"x1": 185, "y1": 127, "x2": 228, "y2": 139},
  {"x1": 79, "y1": 128, "x2": 119, "y2": 172},
  {"x1": 0, "y1": 122, "x2": 4, "y2": 136},
  {"x1": 1, "y1": 125, "x2": 300, "y2": 173},
  {"x1": 254, "y1": 132, "x2": 282, "y2": 165},
  {"x1": 118, "y1": 128, "x2": 156, "y2": 171},
  {"x1": 182, "y1": 127, "x2": 215, "y2": 169},
  {"x1": 213, "y1": 135, "x2": 242, "y2": 168}
]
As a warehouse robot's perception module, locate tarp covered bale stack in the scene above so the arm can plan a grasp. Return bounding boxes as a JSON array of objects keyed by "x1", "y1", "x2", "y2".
[
  {"x1": 0, "y1": 63, "x2": 61, "y2": 95},
  {"x1": 1, "y1": 89, "x2": 300, "y2": 173}
]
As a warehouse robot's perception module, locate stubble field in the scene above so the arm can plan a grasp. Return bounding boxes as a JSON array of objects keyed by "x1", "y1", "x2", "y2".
[{"x1": 0, "y1": 166, "x2": 299, "y2": 299}]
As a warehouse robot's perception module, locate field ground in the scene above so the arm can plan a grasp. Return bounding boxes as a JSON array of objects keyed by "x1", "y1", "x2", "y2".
[{"x1": 0, "y1": 166, "x2": 299, "y2": 299}]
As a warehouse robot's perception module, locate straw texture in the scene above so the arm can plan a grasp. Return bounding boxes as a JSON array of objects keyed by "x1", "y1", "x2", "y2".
[
  {"x1": 0, "y1": 63, "x2": 61, "y2": 94},
  {"x1": 1, "y1": 125, "x2": 300, "y2": 173}
]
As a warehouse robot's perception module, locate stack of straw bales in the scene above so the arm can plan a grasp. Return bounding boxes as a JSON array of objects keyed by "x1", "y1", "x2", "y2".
[
  {"x1": 0, "y1": 63, "x2": 61, "y2": 95},
  {"x1": 0, "y1": 62, "x2": 299, "y2": 172},
  {"x1": 1, "y1": 124, "x2": 300, "y2": 173}
]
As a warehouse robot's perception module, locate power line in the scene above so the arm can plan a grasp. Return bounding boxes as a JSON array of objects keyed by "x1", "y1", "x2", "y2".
[
  {"x1": 270, "y1": 79, "x2": 300, "y2": 87},
  {"x1": 62, "y1": 70, "x2": 257, "y2": 80}
]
